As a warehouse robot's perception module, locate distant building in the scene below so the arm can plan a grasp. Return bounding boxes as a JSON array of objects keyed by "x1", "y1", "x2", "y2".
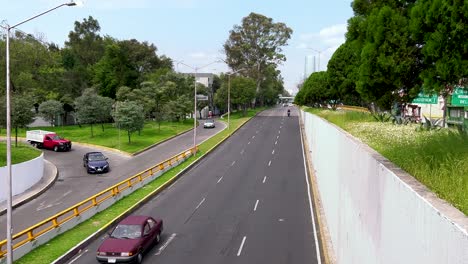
[
  {"x1": 186, "y1": 73, "x2": 214, "y2": 88},
  {"x1": 304, "y1": 55, "x2": 315, "y2": 80}
]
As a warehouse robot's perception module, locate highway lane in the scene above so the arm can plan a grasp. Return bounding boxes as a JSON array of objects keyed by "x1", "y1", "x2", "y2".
[
  {"x1": 69, "y1": 106, "x2": 321, "y2": 264},
  {"x1": 0, "y1": 120, "x2": 225, "y2": 241}
]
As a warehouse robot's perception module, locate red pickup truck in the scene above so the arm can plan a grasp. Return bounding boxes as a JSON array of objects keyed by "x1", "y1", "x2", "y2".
[{"x1": 26, "y1": 130, "x2": 72, "y2": 152}]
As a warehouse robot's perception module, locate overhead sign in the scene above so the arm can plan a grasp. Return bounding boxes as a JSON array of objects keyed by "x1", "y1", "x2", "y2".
[
  {"x1": 451, "y1": 87, "x2": 468, "y2": 106},
  {"x1": 412, "y1": 92, "x2": 438, "y2": 104}
]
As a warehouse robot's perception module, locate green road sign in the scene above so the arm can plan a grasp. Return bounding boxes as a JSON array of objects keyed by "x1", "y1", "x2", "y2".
[
  {"x1": 412, "y1": 92, "x2": 438, "y2": 104},
  {"x1": 451, "y1": 87, "x2": 468, "y2": 106}
]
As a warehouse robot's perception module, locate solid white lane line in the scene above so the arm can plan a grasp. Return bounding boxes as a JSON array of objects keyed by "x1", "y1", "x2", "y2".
[
  {"x1": 299, "y1": 119, "x2": 322, "y2": 264},
  {"x1": 68, "y1": 249, "x2": 88, "y2": 264},
  {"x1": 272, "y1": 149, "x2": 275, "y2": 155},
  {"x1": 263, "y1": 176, "x2": 267, "y2": 183},
  {"x1": 217, "y1": 177, "x2": 223, "y2": 183},
  {"x1": 253, "y1": 200, "x2": 259, "y2": 211},
  {"x1": 275, "y1": 141, "x2": 278, "y2": 145},
  {"x1": 237, "y1": 236, "x2": 247, "y2": 256},
  {"x1": 231, "y1": 161, "x2": 236, "y2": 166},
  {"x1": 155, "y1": 233, "x2": 177, "y2": 255},
  {"x1": 195, "y1": 198, "x2": 206, "y2": 210},
  {"x1": 268, "y1": 160, "x2": 272, "y2": 166}
]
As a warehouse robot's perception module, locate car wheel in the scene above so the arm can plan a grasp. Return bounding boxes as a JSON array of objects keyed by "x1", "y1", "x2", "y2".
[
  {"x1": 135, "y1": 252, "x2": 143, "y2": 264},
  {"x1": 31, "y1": 142, "x2": 37, "y2": 148},
  {"x1": 53, "y1": 146, "x2": 59, "y2": 152}
]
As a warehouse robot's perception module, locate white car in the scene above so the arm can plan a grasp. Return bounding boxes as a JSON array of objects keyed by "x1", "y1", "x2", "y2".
[{"x1": 203, "y1": 119, "x2": 215, "y2": 128}]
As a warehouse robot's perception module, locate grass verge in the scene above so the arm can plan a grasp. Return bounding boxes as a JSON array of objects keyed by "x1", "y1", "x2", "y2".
[
  {"x1": 304, "y1": 107, "x2": 468, "y2": 215},
  {"x1": 15, "y1": 108, "x2": 263, "y2": 264},
  {"x1": 1, "y1": 120, "x2": 194, "y2": 154},
  {"x1": 0, "y1": 142, "x2": 41, "y2": 167}
]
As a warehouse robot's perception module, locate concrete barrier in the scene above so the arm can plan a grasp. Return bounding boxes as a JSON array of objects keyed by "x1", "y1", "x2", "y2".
[
  {"x1": 0, "y1": 154, "x2": 44, "y2": 202},
  {"x1": 302, "y1": 110, "x2": 468, "y2": 264}
]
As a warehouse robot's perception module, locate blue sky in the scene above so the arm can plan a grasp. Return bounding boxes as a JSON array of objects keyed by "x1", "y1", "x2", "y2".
[{"x1": 1, "y1": 0, "x2": 353, "y2": 94}]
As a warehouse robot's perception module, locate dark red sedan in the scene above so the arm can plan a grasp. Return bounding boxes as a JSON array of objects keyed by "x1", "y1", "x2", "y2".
[{"x1": 96, "y1": 215, "x2": 163, "y2": 263}]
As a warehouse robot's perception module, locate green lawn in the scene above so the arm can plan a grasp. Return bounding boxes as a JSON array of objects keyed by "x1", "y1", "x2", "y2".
[
  {"x1": 2, "y1": 120, "x2": 194, "y2": 154},
  {"x1": 0, "y1": 142, "x2": 42, "y2": 167},
  {"x1": 15, "y1": 108, "x2": 264, "y2": 264},
  {"x1": 305, "y1": 107, "x2": 468, "y2": 215}
]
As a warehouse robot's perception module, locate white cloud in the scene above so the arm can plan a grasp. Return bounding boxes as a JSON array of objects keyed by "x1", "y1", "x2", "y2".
[{"x1": 319, "y1": 24, "x2": 347, "y2": 39}]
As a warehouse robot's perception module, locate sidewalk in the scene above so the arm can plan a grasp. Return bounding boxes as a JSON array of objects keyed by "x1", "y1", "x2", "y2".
[{"x1": 0, "y1": 160, "x2": 57, "y2": 215}]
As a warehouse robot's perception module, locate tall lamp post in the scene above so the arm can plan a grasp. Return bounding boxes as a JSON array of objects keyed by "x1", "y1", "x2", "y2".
[
  {"x1": 3, "y1": 2, "x2": 76, "y2": 263},
  {"x1": 307, "y1": 47, "x2": 328, "y2": 72},
  {"x1": 177, "y1": 61, "x2": 220, "y2": 154},
  {"x1": 226, "y1": 69, "x2": 245, "y2": 130}
]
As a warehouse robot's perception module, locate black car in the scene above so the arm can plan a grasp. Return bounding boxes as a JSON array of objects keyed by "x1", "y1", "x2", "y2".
[{"x1": 83, "y1": 152, "x2": 110, "y2": 174}]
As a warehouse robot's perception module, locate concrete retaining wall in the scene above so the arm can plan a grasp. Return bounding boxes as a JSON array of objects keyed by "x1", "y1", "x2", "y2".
[
  {"x1": 0, "y1": 154, "x2": 44, "y2": 202},
  {"x1": 302, "y1": 111, "x2": 468, "y2": 264}
]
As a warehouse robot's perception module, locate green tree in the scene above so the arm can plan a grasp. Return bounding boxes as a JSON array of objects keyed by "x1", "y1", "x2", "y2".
[
  {"x1": 74, "y1": 88, "x2": 113, "y2": 137},
  {"x1": 411, "y1": 0, "x2": 468, "y2": 124},
  {"x1": 230, "y1": 76, "x2": 256, "y2": 115},
  {"x1": 12, "y1": 95, "x2": 35, "y2": 146},
  {"x1": 39, "y1": 100, "x2": 63, "y2": 126},
  {"x1": 223, "y1": 12, "x2": 292, "y2": 104},
  {"x1": 112, "y1": 101, "x2": 145, "y2": 143},
  {"x1": 295, "y1": 72, "x2": 330, "y2": 107}
]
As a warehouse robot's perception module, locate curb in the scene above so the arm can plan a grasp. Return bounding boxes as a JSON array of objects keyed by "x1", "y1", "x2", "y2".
[
  {"x1": 53, "y1": 114, "x2": 255, "y2": 264},
  {"x1": 0, "y1": 159, "x2": 58, "y2": 216},
  {"x1": 299, "y1": 110, "x2": 336, "y2": 264}
]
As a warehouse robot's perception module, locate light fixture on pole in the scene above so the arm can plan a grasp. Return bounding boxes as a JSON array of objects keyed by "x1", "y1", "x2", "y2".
[
  {"x1": 226, "y1": 68, "x2": 246, "y2": 130},
  {"x1": 307, "y1": 47, "x2": 329, "y2": 72},
  {"x1": 3, "y1": 2, "x2": 77, "y2": 263},
  {"x1": 176, "y1": 60, "x2": 220, "y2": 154}
]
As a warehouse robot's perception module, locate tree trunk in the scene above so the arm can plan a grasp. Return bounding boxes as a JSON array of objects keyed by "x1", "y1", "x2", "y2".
[
  {"x1": 90, "y1": 123, "x2": 94, "y2": 137},
  {"x1": 128, "y1": 130, "x2": 131, "y2": 143},
  {"x1": 442, "y1": 95, "x2": 447, "y2": 128},
  {"x1": 102, "y1": 123, "x2": 105, "y2": 132}
]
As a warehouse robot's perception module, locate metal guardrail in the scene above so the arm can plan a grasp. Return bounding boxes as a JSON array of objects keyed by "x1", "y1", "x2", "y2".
[{"x1": 0, "y1": 147, "x2": 197, "y2": 258}]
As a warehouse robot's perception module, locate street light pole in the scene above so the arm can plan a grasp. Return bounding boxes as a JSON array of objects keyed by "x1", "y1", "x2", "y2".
[
  {"x1": 226, "y1": 68, "x2": 245, "y2": 130},
  {"x1": 3, "y1": 2, "x2": 76, "y2": 263},
  {"x1": 307, "y1": 47, "x2": 328, "y2": 72},
  {"x1": 177, "y1": 61, "x2": 220, "y2": 154}
]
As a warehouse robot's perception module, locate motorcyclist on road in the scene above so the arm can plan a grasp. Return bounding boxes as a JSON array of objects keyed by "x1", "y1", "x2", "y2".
[{"x1": 287, "y1": 109, "x2": 291, "y2": 117}]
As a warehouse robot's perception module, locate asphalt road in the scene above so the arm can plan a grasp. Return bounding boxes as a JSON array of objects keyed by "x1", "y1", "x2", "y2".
[
  {"x1": 69, "y1": 107, "x2": 321, "y2": 264},
  {"x1": 0, "y1": 120, "x2": 225, "y2": 240}
]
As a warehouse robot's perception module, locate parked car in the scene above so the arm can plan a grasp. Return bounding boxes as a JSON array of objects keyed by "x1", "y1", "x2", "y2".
[
  {"x1": 83, "y1": 152, "x2": 110, "y2": 174},
  {"x1": 96, "y1": 215, "x2": 163, "y2": 264},
  {"x1": 26, "y1": 130, "x2": 72, "y2": 152},
  {"x1": 203, "y1": 119, "x2": 215, "y2": 128}
]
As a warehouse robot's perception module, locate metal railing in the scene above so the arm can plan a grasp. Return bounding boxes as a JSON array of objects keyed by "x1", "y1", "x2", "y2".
[{"x1": 0, "y1": 147, "x2": 197, "y2": 257}]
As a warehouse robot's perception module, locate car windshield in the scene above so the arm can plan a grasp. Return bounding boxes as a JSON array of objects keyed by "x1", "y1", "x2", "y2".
[
  {"x1": 51, "y1": 135, "x2": 63, "y2": 140},
  {"x1": 88, "y1": 153, "x2": 106, "y2": 161},
  {"x1": 206, "y1": 120, "x2": 214, "y2": 123},
  {"x1": 110, "y1": 224, "x2": 142, "y2": 239}
]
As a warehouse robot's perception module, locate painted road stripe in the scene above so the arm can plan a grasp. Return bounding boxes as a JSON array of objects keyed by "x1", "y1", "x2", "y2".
[
  {"x1": 248, "y1": 141, "x2": 251, "y2": 145},
  {"x1": 237, "y1": 236, "x2": 247, "y2": 256},
  {"x1": 275, "y1": 140, "x2": 278, "y2": 145},
  {"x1": 277, "y1": 135, "x2": 279, "y2": 139},
  {"x1": 217, "y1": 176, "x2": 223, "y2": 183},
  {"x1": 252, "y1": 135, "x2": 255, "y2": 139},
  {"x1": 268, "y1": 160, "x2": 272, "y2": 166},
  {"x1": 231, "y1": 161, "x2": 236, "y2": 166},
  {"x1": 263, "y1": 176, "x2": 267, "y2": 183},
  {"x1": 240, "y1": 149, "x2": 245, "y2": 155},
  {"x1": 195, "y1": 198, "x2": 206, "y2": 210},
  {"x1": 272, "y1": 149, "x2": 275, "y2": 155},
  {"x1": 155, "y1": 233, "x2": 177, "y2": 255},
  {"x1": 253, "y1": 200, "x2": 259, "y2": 211},
  {"x1": 68, "y1": 249, "x2": 88, "y2": 264}
]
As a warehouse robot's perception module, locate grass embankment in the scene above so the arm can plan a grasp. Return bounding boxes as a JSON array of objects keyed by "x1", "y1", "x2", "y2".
[
  {"x1": 1, "y1": 120, "x2": 194, "y2": 154},
  {"x1": 304, "y1": 107, "x2": 468, "y2": 215},
  {"x1": 0, "y1": 142, "x2": 41, "y2": 167},
  {"x1": 16, "y1": 109, "x2": 263, "y2": 264}
]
